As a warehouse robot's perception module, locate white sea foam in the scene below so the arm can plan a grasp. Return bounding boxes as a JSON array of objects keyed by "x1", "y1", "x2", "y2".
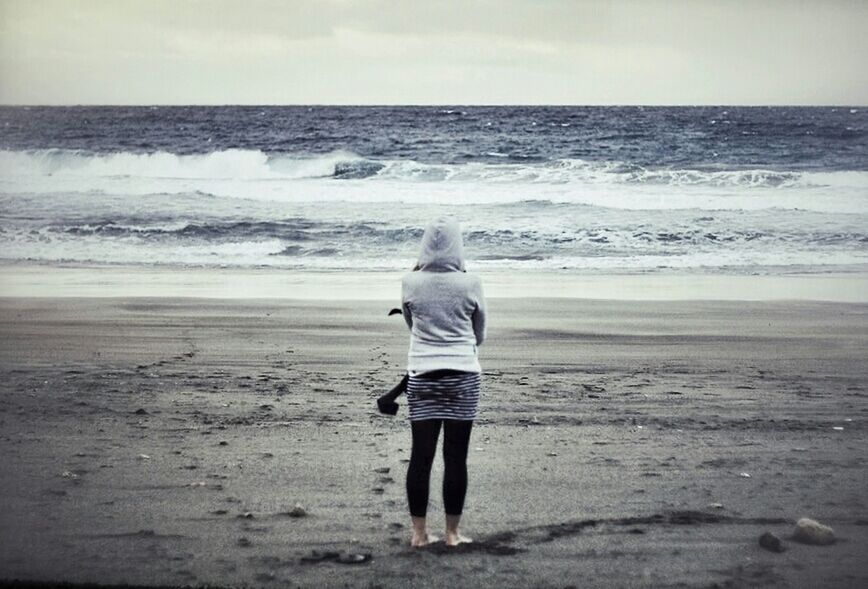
[
  {"x1": 3, "y1": 148, "x2": 866, "y2": 188},
  {"x1": 1, "y1": 148, "x2": 866, "y2": 272},
  {"x1": 0, "y1": 148, "x2": 365, "y2": 180},
  {"x1": 3, "y1": 149, "x2": 867, "y2": 215}
]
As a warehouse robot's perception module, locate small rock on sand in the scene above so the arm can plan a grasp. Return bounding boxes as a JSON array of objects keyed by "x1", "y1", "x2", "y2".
[
  {"x1": 793, "y1": 518, "x2": 836, "y2": 545},
  {"x1": 286, "y1": 503, "x2": 308, "y2": 518},
  {"x1": 759, "y1": 531, "x2": 786, "y2": 553}
]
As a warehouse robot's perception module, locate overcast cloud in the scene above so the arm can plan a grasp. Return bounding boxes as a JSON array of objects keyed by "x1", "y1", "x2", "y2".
[{"x1": 1, "y1": 0, "x2": 865, "y2": 105}]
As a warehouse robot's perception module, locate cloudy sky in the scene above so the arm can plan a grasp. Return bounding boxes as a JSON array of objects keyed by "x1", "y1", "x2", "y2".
[{"x1": 1, "y1": 0, "x2": 866, "y2": 105}]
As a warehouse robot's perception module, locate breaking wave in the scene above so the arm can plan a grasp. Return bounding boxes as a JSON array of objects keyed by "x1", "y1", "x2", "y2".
[{"x1": 2, "y1": 148, "x2": 866, "y2": 189}]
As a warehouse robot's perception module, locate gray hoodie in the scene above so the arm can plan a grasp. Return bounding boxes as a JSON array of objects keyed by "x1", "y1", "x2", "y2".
[{"x1": 401, "y1": 218, "x2": 487, "y2": 374}]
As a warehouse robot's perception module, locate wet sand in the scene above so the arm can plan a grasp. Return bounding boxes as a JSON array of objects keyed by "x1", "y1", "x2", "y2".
[
  {"x1": 3, "y1": 262, "x2": 868, "y2": 302},
  {"x1": 0, "y1": 297, "x2": 867, "y2": 588}
]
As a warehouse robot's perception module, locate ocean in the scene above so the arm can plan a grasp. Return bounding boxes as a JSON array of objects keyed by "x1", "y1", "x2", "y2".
[{"x1": 1, "y1": 106, "x2": 866, "y2": 274}]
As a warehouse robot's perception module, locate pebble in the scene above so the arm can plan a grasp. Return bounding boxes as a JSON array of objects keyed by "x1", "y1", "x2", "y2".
[
  {"x1": 793, "y1": 518, "x2": 836, "y2": 545},
  {"x1": 286, "y1": 503, "x2": 308, "y2": 518}
]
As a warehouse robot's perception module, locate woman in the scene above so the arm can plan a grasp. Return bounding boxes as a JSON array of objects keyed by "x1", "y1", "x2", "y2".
[{"x1": 400, "y1": 217, "x2": 486, "y2": 547}]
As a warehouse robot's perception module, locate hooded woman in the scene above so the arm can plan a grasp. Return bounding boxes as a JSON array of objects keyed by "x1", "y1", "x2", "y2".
[{"x1": 400, "y1": 217, "x2": 486, "y2": 547}]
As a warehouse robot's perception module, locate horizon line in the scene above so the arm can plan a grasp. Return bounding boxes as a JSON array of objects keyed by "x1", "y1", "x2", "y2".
[{"x1": 1, "y1": 103, "x2": 865, "y2": 108}]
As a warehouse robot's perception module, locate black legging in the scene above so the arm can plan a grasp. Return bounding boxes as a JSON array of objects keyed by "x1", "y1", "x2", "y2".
[{"x1": 406, "y1": 419, "x2": 473, "y2": 518}]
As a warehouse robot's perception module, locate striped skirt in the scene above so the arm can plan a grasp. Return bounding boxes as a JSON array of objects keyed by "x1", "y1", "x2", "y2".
[{"x1": 406, "y1": 370, "x2": 481, "y2": 421}]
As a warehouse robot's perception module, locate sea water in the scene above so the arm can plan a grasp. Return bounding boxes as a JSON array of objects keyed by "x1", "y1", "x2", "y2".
[{"x1": 0, "y1": 106, "x2": 866, "y2": 274}]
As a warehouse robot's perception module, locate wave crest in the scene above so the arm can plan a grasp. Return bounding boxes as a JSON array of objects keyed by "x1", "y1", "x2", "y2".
[
  {"x1": 2, "y1": 149, "x2": 866, "y2": 190},
  {"x1": 0, "y1": 148, "x2": 373, "y2": 181}
]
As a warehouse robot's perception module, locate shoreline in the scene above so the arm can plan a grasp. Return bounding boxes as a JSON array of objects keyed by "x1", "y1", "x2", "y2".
[{"x1": 2, "y1": 263, "x2": 868, "y2": 302}]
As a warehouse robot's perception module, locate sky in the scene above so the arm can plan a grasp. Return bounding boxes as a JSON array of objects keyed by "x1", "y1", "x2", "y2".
[{"x1": 1, "y1": 0, "x2": 866, "y2": 105}]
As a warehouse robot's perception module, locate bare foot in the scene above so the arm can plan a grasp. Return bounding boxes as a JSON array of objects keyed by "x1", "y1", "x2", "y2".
[
  {"x1": 410, "y1": 532, "x2": 439, "y2": 547},
  {"x1": 445, "y1": 532, "x2": 472, "y2": 546}
]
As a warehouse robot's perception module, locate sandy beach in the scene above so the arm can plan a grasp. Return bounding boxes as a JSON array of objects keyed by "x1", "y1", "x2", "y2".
[{"x1": 1, "y1": 293, "x2": 866, "y2": 588}]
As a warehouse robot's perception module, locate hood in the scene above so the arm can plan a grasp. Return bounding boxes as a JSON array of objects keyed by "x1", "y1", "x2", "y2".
[{"x1": 416, "y1": 217, "x2": 466, "y2": 272}]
